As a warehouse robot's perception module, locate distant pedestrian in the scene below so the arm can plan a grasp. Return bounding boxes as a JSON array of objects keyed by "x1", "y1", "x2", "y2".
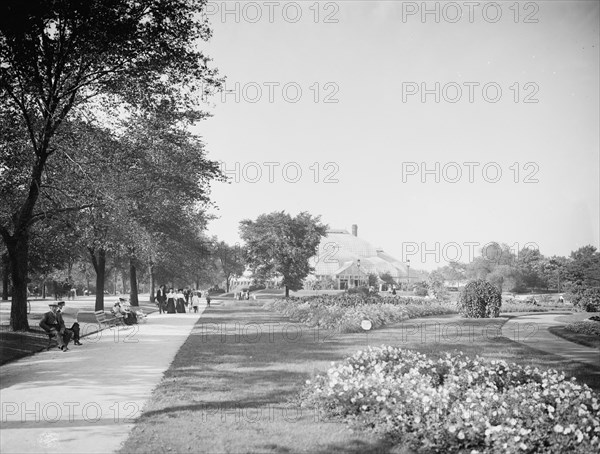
[
  {"x1": 176, "y1": 289, "x2": 186, "y2": 313},
  {"x1": 156, "y1": 286, "x2": 164, "y2": 313},
  {"x1": 192, "y1": 291, "x2": 200, "y2": 313},
  {"x1": 205, "y1": 293, "x2": 211, "y2": 307},
  {"x1": 166, "y1": 288, "x2": 176, "y2": 313}
]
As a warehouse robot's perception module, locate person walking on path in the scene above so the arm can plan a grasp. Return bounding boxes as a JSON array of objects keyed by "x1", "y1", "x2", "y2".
[
  {"x1": 191, "y1": 291, "x2": 200, "y2": 313},
  {"x1": 166, "y1": 288, "x2": 176, "y2": 313},
  {"x1": 205, "y1": 292, "x2": 211, "y2": 307},
  {"x1": 156, "y1": 285, "x2": 165, "y2": 314},
  {"x1": 175, "y1": 289, "x2": 186, "y2": 313},
  {"x1": 39, "y1": 303, "x2": 70, "y2": 351}
]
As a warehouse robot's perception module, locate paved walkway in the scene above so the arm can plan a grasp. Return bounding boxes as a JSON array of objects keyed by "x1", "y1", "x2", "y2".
[
  {"x1": 0, "y1": 305, "x2": 207, "y2": 454},
  {"x1": 503, "y1": 312, "x2": 600, "y2": 367}
]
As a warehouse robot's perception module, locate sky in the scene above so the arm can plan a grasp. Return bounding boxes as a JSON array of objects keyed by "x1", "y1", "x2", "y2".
[{"x1": 194, "y1": 0, "x2": 600, "y2": 271}]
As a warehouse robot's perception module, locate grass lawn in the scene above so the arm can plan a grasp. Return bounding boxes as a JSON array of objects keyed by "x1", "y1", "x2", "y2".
[{"x1": 119, "y1": 300, "x2": 600, "y2": 454}]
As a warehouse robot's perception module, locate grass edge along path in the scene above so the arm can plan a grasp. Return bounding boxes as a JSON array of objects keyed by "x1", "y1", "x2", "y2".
[
  {"x1": 119, "y1": 301, "x2": 600, "y2": 454},
  {"x1": 548, "y1": 325, "x2": 600, "y2": 350}
]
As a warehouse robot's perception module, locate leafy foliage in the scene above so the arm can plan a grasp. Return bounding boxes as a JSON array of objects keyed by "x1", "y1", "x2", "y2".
[
  {"x1": 240, "y1": 211, "x2": 327, "y2": 296},
  {"x1": 458, "y1": 279, "x2": 502, "y2": 318}
]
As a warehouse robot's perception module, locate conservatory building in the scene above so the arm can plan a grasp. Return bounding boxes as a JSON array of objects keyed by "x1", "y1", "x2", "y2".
[{"x1": 308, "y1": 225, "x2": 408, "y2": 289}]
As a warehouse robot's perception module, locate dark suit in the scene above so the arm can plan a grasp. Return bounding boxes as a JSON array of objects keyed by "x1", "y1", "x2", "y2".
[
  {"x1": 40, "y1": 310, "x2": 70, "y2": 348},
  {"x1": 56, "y1": 309, "x2": 73, "y2": 347},
  {"x1": 156, "y1": 288, "x2": 164, "y2": 313}
]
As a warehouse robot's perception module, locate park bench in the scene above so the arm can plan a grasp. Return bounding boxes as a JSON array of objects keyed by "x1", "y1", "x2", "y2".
[{"x1": 94, "y1": 310, "x2": 123, "y2": 328}]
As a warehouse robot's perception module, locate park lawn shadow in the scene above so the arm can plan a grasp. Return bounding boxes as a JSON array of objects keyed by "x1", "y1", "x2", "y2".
[{"x1": 119, "y1": 302, "x2": 600, "y2": 454}]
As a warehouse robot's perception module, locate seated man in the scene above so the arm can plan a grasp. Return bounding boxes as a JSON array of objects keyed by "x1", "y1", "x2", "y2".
[
  {"x1": 57, "y1": 301, "x2": 82, "y2": 345},
  {"x1": 39, "y1": 303, "x2": 71, "y2": 351}
]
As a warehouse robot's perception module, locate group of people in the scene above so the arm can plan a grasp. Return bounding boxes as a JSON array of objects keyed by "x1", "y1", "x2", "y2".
[
  {"x1": 39, "y1": 301, "x2": 82, "y2": 352},
  {"x1": 112, "y1": 297, "x2": 141, "y2": 325},
  {"x1": 155, "y1": 285, "x2": 211, "y2": 314}
]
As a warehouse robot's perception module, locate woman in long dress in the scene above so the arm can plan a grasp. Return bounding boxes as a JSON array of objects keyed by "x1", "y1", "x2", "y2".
[
  {"x1": 166, "y1": 288, "x2": 176, "y2": 313},
  {"x1": 175, "y1": 288, "x2": 186, "y2": 313}
]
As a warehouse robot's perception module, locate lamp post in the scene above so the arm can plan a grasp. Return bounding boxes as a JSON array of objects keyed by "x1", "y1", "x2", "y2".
[
  {"x1": 406, "y1": 259, "x2": 410, "y2": 289},
  {"x1": 356, "y1": 259, "x2": 361, "y2": 287}
]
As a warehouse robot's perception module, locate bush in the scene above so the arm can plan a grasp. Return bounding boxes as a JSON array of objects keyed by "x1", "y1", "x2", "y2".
[
  {"x1": 458, "y1": 279, "x2": 502, "y2": 318},
  {"x1": 347, "y1": 286, "x2": 372, "y2": 297},
  {"x1": 413, "y1": 281, "x2": 429, "y2": 297},
  {"x1": 565, "y1": 320, "x2": 600, "y2": 337},
  {"x1": 568, "y1": 288, "x2": 600, "y2": 312},
  {"x1": 248, "y1": 284, "x2": 266, "y2": 292},
  {"x1": 300, "y1": 347, "x2": 600, "y2": 453}
]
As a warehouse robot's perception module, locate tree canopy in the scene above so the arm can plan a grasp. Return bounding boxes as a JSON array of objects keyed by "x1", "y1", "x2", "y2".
[
  {"x1": 1, "y1": 0, "x2": 222, "y2": 329},
  {"x1": 239, "y1": 212, "x2": 328, "y2": 297}
]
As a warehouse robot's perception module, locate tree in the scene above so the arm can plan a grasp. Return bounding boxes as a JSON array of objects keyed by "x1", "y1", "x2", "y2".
[
  {"x1": 0, "y1": 0, "x2": 222, "y2": 329},
  {"x1": 215, "y1": 241, "x2": 245, "y2": 293},
  {"x1": 516, "y1": 247, "x2": 546, "y2": 290},
  {"x1": 428, "y1": 270, "x2": 449, "y2": 300},
  {"x1": 379, "y1": 272, "x2": 395, "y2": 286},
  {"x1": 542, "y1": 256, "x2": 569, "y2": 291},
  {"x1": 240, "y1": 212, "x2": 328, "y2": 297}
]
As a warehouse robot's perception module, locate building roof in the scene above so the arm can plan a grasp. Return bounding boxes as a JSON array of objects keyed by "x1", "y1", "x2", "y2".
[{"x1": 310, "y1": 228, "x2": 407, "y2": 278}]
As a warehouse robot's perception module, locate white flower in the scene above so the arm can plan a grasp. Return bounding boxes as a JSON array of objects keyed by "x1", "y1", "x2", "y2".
[{"x1": 554, "y1": 424, "x2": 564, "y2": 433}]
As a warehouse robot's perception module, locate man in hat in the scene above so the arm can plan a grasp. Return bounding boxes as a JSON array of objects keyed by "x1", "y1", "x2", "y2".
[
  {"x1": 39, "y1": 303, "x2": 70, "y2": 351},
  {"x1": 57, "y1": 301, "x2": 81, "y2": 346}
]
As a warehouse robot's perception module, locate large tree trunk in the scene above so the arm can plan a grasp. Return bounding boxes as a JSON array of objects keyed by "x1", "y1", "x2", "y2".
[
  {"x1": 285, "y1": 285, "x2": 290, "y2": 298},
  {"x1": 149, "y1": 264, "x2": 155, "y2": 303},
  {"x1": 6, "y1": 233, "x2": 30, "y2": 330},
  {"x1": 2, "y1": 253, "x2": 9, "y2": 301},
  {"x1": 225, "y1": 274, "x2": 230, "y2": 293},
  {"x1": 129, "y1": 259, "x2": 139, "y2": 306},
  {"x1": 89, "y1": 248, "x2": 106, "y2": 312}
]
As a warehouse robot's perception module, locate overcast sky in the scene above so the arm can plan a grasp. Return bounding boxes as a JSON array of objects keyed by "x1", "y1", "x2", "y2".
[{"x1": 195, "y1": 1, "x2": 599, "y2": 270}]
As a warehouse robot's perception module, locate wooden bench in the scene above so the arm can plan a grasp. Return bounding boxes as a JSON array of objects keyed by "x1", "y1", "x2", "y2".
[{"x1": 94, "y1": 310, "x2": 123, "y2": 328}]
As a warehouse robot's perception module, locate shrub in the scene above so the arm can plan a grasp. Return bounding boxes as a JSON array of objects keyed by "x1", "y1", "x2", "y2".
[
  {"x1": 568, "y1": 288, "x2": 600, "y2": 312},
  {"x1": 347, "y1": 286, "x2": 372, "y2": 297},
  {"x1": 248, "y1": 284, "x2": 266, "y2": 292},
  {"x1": 565, "y1": 321, "x2": 600, "y2": 337},
  {"x1": 458, "y1": 279, "x2": 502, "y2": 318},
  {"x1": 413, "y1": 281, "x2": 429, "y2": 297}
]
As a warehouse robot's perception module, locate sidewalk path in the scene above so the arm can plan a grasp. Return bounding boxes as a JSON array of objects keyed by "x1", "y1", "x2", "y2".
[
  {"x1": 503, "y1": 313, "x2": 600, "y2": 368},
  {"x1": 0, "y1": 305, "x2": 207, "y2": 454}
]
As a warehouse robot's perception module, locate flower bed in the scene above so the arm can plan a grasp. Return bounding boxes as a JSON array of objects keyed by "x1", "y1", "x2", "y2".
[
  {"x1": 300, "y1": 346, "x2": 600, "y2": 453},
  {"x1": 263, "y1": 294, "x2": 457, "y2": 333},
  {"x1": 565, "y1": 320, "x2": 600, "y2": 337}
]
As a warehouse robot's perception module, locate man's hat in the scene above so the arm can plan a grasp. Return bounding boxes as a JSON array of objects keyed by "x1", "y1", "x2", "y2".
[
  {"x1": 57, "y1": 301, "x2": 66, "y2": 306},
  {"x1": 48, "y1": 303, "x2": 59, "y2": 307}
]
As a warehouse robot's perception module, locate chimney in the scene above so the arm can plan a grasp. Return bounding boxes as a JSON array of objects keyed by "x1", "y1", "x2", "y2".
[{"x1": 352, "y1": 224, "x2": 358, "y2": 237}]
